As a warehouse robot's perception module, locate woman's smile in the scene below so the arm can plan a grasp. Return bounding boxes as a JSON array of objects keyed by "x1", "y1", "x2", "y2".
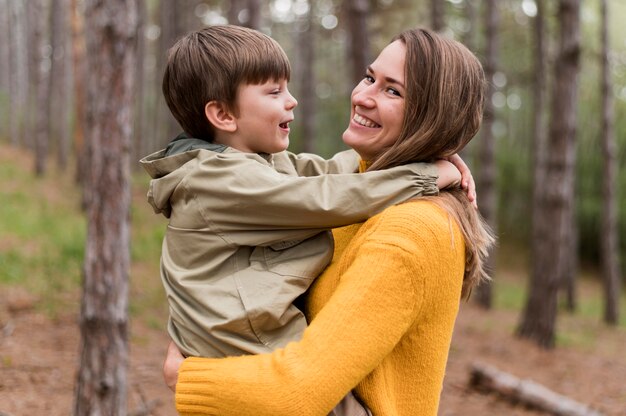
[{"x1": 352, "y1": 113, "x2": 381, "y2": 128}]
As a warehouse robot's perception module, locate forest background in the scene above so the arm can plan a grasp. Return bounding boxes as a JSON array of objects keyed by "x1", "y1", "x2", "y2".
[{"x1": 1, "y1": 0, "x2": 626, "y2": 415}]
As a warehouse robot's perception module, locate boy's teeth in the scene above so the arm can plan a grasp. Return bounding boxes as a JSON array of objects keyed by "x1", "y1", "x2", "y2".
[{"x1": 353, "y1": 114, "x2": 380, "y2": 128}]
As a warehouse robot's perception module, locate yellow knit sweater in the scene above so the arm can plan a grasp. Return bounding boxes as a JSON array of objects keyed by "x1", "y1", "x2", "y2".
[{"x1": 176, "y1": 201, "x2": 465, "y2": 416}]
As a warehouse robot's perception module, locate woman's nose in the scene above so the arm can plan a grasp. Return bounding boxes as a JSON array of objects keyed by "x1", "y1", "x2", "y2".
[{"x1": 352, "y1": 85, "x2": 375, "y2": 108}]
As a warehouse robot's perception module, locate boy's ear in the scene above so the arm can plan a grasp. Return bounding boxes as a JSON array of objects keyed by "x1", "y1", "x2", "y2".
[{"x1": 205, "y1": 101, "x2": 237, "y2": 133}]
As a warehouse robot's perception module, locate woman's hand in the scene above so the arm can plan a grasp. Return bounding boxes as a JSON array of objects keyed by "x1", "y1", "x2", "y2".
[
  {"x1": 446, "y1": 154, "x2": 477, "y2": 208},
  {"x1": 163, "y1": 340, "x2": 185, "y2": 392}
]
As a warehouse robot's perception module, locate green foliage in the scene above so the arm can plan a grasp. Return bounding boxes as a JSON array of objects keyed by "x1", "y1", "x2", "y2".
[
  {"x1": 555, "y1": 286, "x2": 626, "y2": 349},
  {"x1": 493, "y1": 274, "x2": 527, "y2": 311},
  {"x1": 130, "y1": 203, "x2": 165, "y2": 262},
  {"x1": 0, "y1": 148, "x2": 168, "y2": 321},
  {"x1": 0, "y1": 161, "x2": 84, "y2": 304}
]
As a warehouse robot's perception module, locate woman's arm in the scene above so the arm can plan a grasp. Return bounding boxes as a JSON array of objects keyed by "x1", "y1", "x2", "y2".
[{"x1": 172, "y1": 208, "x2": 444, "y2": 416}]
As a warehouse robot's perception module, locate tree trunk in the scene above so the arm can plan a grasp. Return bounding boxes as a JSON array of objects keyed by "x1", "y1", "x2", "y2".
[
  {"x1": 463, "y1": 0, "x2": 477, "y2": 52},
  {"x1": 33, "y1": 0, "x2": 51, "y2": 176},
  {"x1": 49, "y1": 0, "x2": 71, "y2": 171},
  {"x1": 343, "y1": 0, "x2": 370, "y2": 87},
  {"x1": 227, "y1": 0, "x2": 261, "y2": 28},
  {"x1": 517, "y1": 0, "x2": 581, "y2": 349},
  {"x1": 227, "y1": 0, "x2": 244, "y2": 24},
  {"x1": 73, "y1": 0, "x2": 137, "y2": 414},
  {"x1": 246, "y1": 0, "x2": 261, "y2": 30},
  {"x1": 298, "y1": 4, "x2": 316, "y2": 153},
  {"x1": 599, "y1": 0, "x2": 620, "y2": 325},
  {"x1": 137, "y1": 0, "x2": 158, "y2": 162},
  {"x1": 25, "y1": 0, "x2": 41, "y2": 151},
  {"x1": 71, "y1": 0, "x2": 87, "y2": 195},
  {"x1": 0, "y1": 0, "x2": 10, "y2": 140},
  {"x1": 474, "y1": 0, "x2": 499, "y2": 309},
  {"x1": 132, "y1": 0, "x2": 146, "y2": 169},
  {"x1": 159, "y1": 0, "x2": 183, "y2": 57},
  {"x1": 529, "y1": 0, "x2": 549, "y2": 321},
  {"x1": 157, "y1": 0, "x2": 190, "y2": 145},
  {"x1": 430, "y1": 0, "x2": 444, "y2": 32},
  {"x1": 9, "y1": 0, "x2": 29, "y2": 147},
  {"x1": 458, "y1": 0, "x2": 477, "y2": 164},
  {"x1": 563, "y1": 225, "x2": 578, "y2": 312}
]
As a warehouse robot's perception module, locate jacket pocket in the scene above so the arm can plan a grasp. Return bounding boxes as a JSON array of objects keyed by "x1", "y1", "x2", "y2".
[{"x1": 234, "y1": 231, "x2": 333, "y2": 348}]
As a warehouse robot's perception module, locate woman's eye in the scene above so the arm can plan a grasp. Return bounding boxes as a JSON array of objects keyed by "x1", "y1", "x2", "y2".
[
  {"x1": 363, "y1": 74, "x2": 375, "y2": 84},
  {"x1": 386, "y1": 87, "x2": 401, "y2": 97}
]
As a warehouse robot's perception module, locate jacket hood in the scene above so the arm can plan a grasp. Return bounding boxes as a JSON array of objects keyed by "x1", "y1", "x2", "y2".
[
  {"x1": 163, "y1": 133, "x2": 228, "y2": 157},
  {"x1": 139, "y1": 133, "x2": 228, "y2": 218}
]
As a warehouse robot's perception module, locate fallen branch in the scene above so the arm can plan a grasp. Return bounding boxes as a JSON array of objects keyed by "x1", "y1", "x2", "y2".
[{"x1": 469, "y1": 362, "x2": 604, "y2": 416}]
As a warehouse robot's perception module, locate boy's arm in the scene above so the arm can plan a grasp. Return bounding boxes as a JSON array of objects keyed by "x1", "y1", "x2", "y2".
[
  {"x1": 189, "y1": 155, "x2": 439, "y2": 245},
  {"x1": 445, "y1": 153, "x2": 477, "y2": 207},
  {"x1": 434, "y1": 159, "x2": 462, "y2": 190},
  {"x1": 279, "y1": 151, "x2": 465, "y2": 188},
  {"x1": 277, "y1": 149, "x2": 360, "y2": 176}
]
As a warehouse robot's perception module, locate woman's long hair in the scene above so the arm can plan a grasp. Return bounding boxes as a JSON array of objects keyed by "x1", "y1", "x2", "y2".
[
  {"x1": 423, "y1": 189, "x2": 494, "y2": 299},
  {"x1": 368, "y1": 28, "x2": 494, "y2": 298}
]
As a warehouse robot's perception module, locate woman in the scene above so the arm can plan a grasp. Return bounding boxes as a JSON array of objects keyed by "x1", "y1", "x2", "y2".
[{"x1": 165, "y1": 28, "x2": 493, "y2": 416}]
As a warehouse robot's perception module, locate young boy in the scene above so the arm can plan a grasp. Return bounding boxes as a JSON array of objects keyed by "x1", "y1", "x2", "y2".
[{"x1": 141, "y1": 27, "x2": 459, "y2": 414}]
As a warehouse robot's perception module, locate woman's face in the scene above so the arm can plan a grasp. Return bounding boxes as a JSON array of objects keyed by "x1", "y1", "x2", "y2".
[{"x1": 342, "y1": 40, "x2": 407, "y2": 161}]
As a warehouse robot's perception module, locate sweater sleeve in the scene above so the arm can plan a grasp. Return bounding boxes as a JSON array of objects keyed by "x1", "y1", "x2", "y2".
[
  {"x1": 175, "y1": 209, "x2": 435, "y2": 416},
  {"x1": 189, "y1": 154, "x2": 438, "y2": 246}
]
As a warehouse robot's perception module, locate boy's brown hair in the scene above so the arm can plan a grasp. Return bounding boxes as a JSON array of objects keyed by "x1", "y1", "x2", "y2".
[{"x1": 162, "y1": 25, "x2": 291, "y2": 141}]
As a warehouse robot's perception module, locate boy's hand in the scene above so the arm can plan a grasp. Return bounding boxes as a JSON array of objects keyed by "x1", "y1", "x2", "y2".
[
  {"x1": 446, "y1": 154, "x2": 477, "y2": 208},
  {"x1": 434, "y1": 159, "x2": 462, "y2": 191},
  {"x1": 163, "y1": 340, "x2": 185, "y2": 392}
]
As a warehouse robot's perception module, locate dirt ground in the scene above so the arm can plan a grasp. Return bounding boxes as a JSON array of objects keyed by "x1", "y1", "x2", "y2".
[{"x1": 1, "y1": 287, "x2": 624, "y2": 416}]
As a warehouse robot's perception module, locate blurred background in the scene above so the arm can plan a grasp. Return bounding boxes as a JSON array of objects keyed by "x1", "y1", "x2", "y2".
[{"x1": 1, "y1": 0, "x2": 625, "y2": 415}]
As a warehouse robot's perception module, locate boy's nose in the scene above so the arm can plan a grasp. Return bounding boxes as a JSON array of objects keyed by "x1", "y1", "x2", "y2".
[{"x1": 286, "y1": 93, "x2": 298, "y2": 109}]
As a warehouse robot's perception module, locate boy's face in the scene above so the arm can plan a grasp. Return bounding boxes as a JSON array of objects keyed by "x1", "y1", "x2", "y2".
[{"x1": 230, "y1": 79, "x2": 298, "y2": 154}]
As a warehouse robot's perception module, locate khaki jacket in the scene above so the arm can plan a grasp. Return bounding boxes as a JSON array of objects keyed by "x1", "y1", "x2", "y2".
[{"x1": 140, "y1": 138, "x2": 438, "y2": 357}]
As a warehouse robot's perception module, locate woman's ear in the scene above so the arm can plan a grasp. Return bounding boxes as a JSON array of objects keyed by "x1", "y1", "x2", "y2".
[{"x1": 205, "y1": 101, "x2": 237, "y2": 133}]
